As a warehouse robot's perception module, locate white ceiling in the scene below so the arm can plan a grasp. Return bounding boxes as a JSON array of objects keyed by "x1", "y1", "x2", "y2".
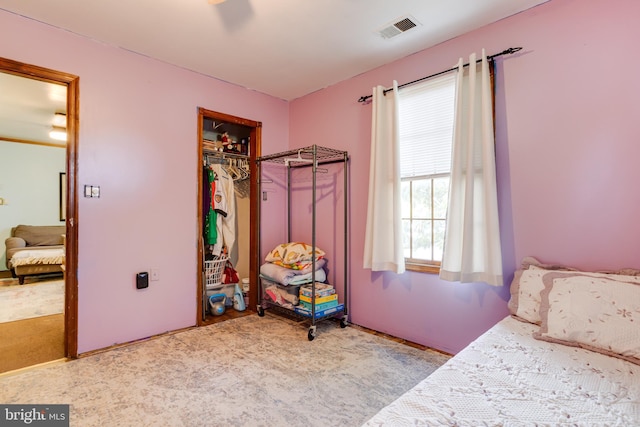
[
  {"x1": 0, "y1": 0, "x2": 549, "y2": 101},
  {"x1": 0, "y1": 72, "x2": 67, "y2": 145}
]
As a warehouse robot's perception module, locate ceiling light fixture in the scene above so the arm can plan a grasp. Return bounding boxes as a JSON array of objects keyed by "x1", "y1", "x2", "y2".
[
  {"x1": 53, "y1": 112, "x2": 67, "y2": 127},
  {"x1": 50, "y1": 112, "x2": 67, "y2": 141},
  {"x1": 49, "y1": 126, "x2": 67, "y2": 142},
  {"x1": 208, "y1": 0, "x2": 226, "y2": 4}
]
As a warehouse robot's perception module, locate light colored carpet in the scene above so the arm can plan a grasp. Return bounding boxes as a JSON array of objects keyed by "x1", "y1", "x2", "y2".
[
  {"x1": 0, "y1": 314, "x2": 450, "y2": 427},
  {"x1": 0, "y1": 280, "x2": 64, "y2": 323}
]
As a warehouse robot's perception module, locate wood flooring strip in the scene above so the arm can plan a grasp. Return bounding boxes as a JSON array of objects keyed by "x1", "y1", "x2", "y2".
[{"x1": 0, "y1": 314, "x2": 64, "y2": 374}]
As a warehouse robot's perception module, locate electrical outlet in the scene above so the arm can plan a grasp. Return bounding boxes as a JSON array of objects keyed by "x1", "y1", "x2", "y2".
[{"x1": 150, "y1": 269, "x2": 159, "y2": 281}]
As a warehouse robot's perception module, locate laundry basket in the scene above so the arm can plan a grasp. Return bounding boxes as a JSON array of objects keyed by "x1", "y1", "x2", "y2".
[{"x1": 205, "y1": 256, "x2": 228, "y2": 290}]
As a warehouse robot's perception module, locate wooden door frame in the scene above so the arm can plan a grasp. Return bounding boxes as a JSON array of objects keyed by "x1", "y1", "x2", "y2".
[
  {"x1": 0, "y1": 57, "x2": 79, "y2": 358},
  {"x1": 196, "y1": 107, "x2": 261, "y2": 325}
]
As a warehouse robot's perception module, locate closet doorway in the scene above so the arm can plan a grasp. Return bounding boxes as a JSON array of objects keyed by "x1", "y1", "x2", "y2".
[
  {"x1": 197, "y1": 108, "x2": 261, "y2": 326},
  {"x1": 0, "y1": 57, "x2": 79, "y2": 371}
]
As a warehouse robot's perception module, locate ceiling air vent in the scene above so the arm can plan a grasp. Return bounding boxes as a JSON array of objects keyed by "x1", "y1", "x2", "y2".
[{"x1": 377, "y1": 15, "x2": 420, "y2": 39}]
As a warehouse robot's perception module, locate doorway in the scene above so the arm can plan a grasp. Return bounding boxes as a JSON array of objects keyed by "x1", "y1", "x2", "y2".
[
  {"x1": 197, "y1": 108, "x2": 260, "y2": 326},
  {"x1": 0, "y1": 57, "x2": 79, "y2": 372}
]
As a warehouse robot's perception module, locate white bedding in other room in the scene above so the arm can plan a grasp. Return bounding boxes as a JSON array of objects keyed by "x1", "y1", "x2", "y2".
[
  {"x1": 363, "y1": 316, "x2": 640, "y2": 426},
  {"x1": 9, "y1": 248, "x2": 65, "y2": 267}
]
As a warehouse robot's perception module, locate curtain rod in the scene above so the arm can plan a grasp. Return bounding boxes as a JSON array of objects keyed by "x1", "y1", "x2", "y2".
[{"x1": 357, "y1": 47, "x2": 522, "y2": 103}]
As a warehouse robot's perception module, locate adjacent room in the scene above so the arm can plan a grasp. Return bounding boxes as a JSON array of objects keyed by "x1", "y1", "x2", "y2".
[{"x1": 1, "y1": 0, "x2": 638, "y2": 425}]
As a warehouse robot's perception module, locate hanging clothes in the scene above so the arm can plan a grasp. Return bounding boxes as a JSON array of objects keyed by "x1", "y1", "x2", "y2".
[
  {"x1": 207, "y1": 163, "x2": 237, "y2": 265},
  {"x1": 203, "y1": 165, "x2": 211, "y2": 230},
  {"x1": 204, "y1": 167, "x2": 218, "y2": 246}
]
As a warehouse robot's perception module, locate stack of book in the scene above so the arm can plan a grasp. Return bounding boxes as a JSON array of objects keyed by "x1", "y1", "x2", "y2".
[
  {"x1": 294, "y1": 283, "x2": 344, "y2": 318},
  {"x1": 300, "y1": 282, "x2": 335, "y2": 298}
]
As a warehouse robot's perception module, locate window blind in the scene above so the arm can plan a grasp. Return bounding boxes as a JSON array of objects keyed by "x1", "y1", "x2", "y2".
[{"x1": 398, "y1": 72, "x2": 456, "y2": 179}]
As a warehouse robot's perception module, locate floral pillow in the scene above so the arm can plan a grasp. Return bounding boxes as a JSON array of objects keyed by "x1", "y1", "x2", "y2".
[
  {"x1": 265, "y1": 242, "x2": 325, "y2": 270},
  {"x1": 509, "y1": 266, "x2": 557, "y2": 324},
  {"x1": 508, "y1": 256, "x2": 640, "y2": 325},
  {"x1": 508, "y1": 257, "x2": 578, "y2": 324},
  {"x1": 534, "y1": 273, "x2": 640, "y2": 366}
]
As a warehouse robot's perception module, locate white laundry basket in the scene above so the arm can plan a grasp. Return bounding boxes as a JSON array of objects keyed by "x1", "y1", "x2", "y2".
[{"x1": 205, "y1": 256, "x2": 228, "y2": 290}]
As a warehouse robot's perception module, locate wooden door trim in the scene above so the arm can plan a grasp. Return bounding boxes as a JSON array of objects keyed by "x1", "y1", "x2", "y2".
[{"x1": 0, "y1": 57, "x2": 79, "y2": 358}]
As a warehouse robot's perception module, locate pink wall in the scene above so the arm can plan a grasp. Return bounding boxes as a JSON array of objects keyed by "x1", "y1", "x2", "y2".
[
  {"x1": 0, "y1": 10, "x2": 290, "y2": 353},
  {"x1": 3, "y1": 0, "x2": 639, "y2": 356},
  {"x1": 290, "y1": 0, "x2": 640, "y2": 353}
]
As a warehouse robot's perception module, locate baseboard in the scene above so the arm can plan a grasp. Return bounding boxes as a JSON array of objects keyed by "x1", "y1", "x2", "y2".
[{"x1": 78, "y1": 325, "x2": 196, "y2": 358}]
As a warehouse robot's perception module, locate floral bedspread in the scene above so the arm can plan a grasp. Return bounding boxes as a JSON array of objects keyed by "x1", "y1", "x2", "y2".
[{"x1": 363, "y1": 316, "x2": 640, "y2": 426}]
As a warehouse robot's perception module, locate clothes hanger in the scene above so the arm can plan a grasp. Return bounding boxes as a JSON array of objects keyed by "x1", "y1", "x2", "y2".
[{"x1": 284, "y1": 149, "x2": 314, "y2": 167}]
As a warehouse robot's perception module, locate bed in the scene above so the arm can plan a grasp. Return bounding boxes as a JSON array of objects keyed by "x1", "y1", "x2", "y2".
[{"x1": 363, "y1": 258, "x2": 640, "y2": 426}]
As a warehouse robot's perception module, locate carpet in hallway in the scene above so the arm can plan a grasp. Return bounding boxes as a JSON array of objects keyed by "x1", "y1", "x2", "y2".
[
  {"x1": 0, "y1": 313, "x2": 65, "y2": 373},
  {"x1": 0, "y1": 279, "x2": 64, "y2": 323}
]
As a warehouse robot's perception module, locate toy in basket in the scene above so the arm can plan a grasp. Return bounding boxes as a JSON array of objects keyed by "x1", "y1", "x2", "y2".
[{"x1": 205, "y1": 256, "x2": 229, "y2": 289}]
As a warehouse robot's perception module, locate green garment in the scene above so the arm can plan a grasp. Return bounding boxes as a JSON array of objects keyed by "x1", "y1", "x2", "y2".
[{"x1": 205, "y1": 168, "x2": 218, "y2": 245}]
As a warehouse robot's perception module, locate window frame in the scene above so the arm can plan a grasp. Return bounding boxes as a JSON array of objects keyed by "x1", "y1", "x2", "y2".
[
  {"x1": 402, "y1": 173, "x2": 449, "y2": 273},
  {"x1": 398, "y1": 75, "x2": 456, "y2": 272},
  {"x1": 398, "y1": 61, "x2": 495, "y2": 274}
]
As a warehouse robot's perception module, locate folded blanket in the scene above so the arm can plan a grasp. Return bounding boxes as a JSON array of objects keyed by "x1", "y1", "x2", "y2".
[
  {"x1": 10, "y1": 249, "x2": 65, "y2": 267},
  {"x1": 265, "y1": 242, "x2": 325, "y2": 268},
  {"x1": 260, "y1": 261, "x2": 326, "y2": 286},
  {"x1": 265, "y1": 285, "x2": 299, "y2": 307}
]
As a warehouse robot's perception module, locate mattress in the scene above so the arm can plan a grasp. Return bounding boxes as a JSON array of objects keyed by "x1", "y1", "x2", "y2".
[{"x1": 363, "y1": 316, "x2": 640, "y2": 426}]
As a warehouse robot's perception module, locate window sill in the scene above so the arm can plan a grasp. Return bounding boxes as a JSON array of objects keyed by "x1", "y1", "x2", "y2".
[{"x1": 405, "y1": 262, "x2": 440, "y2": 274}]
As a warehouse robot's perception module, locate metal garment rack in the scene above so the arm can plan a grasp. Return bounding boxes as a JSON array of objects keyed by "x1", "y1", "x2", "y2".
[{"x1": 257, "y1": 145, "x2": 349, "y2": 340}]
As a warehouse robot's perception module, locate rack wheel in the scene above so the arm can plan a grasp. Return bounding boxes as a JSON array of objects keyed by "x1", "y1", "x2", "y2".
[
  {"x1": 257, "y1": 306, "x2": 264, "y2": 317},
  {"x1": 340, "y1": 317, "x2": 348, "y2": 328},
  {"x1": 308, "y1": 326, "x2": 316, "y2": 341}
]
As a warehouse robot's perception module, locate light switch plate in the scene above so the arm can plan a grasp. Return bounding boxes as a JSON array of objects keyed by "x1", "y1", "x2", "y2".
[{"x1": 84, "y1": 185, "x2": 101, "y2": 198}]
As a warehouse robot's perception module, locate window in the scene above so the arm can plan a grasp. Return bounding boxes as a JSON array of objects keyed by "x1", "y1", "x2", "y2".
[{"x1": 398, "y1": 73, "x2": 456, "y2": 271}]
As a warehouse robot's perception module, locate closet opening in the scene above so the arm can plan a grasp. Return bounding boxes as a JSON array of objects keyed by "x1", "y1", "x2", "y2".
[{"x1": 197, "y1": 108, "x2": 261, "y2": 326}]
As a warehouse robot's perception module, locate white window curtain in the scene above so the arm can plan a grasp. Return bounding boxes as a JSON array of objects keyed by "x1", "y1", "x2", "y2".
[
  {"x1": 439, "y1": 50, "x2": 503, "y2": 286},
  {"x1": 363, "y1": 81, "x2": 405, "y2": 274}
]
